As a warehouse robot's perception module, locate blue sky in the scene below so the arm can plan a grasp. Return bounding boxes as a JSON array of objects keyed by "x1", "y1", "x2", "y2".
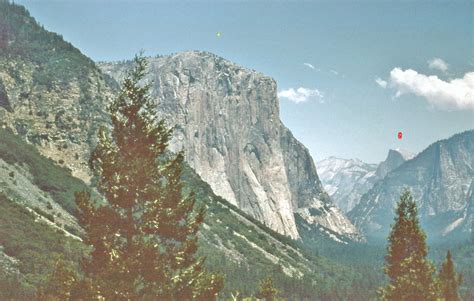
[{"x1": 17, "y1": 0, "x2": 474, "y2": 163}]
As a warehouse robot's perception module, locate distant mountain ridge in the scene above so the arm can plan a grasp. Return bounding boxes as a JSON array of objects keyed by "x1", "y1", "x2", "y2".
[
  {"x1": 317, "y1": 148, "x2": 414, "y2": 213},
  {"x1": 349, "y1": 130, "x2": 474, "y2": 241},
  {"x1": 316, "y1": 157, "x2": 377, "y2": 212}
]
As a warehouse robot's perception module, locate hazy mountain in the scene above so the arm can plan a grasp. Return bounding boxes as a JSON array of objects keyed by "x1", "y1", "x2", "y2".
[
  {"x1": 317, "y1": 157, "x2": 378, "y2": 212},
  {"x1": 99, "y1": 53, "x2": 362, "y2": 242},
  {"x1": 317, "y1": 149, "x2": 414, "y2": 213},
  {"x1": 374, "y1": 148, "x2": 414, "y2": 179},
  {"x1": 349, "y1": 130, "x2": 474, "y2": 241}
]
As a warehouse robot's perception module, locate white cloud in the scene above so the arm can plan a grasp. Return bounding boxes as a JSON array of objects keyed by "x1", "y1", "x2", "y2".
[
  {"x1": 330, "y1": 69, "x2": 339, "y2": 76},
  {"x1": 304, "y1": 63, "x2": 316, "y2": 70},
  {"x1": 375, "y1": 77, "x2": 388, "y2": 88},
  {"x1": 278, "y1": 87, "x2": 324, "y2": 104},
  {"x1": 428, "y1": 58, "x2": 449, "y2": 73},
  {"x1": 389, "y1": 68, "x2": 474, "y2": 110}
]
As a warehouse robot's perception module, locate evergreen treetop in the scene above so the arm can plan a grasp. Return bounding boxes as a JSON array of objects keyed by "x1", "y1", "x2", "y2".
[
  {"x1": 439, "y1": 250, "x2": 462, "y2": 301},
  {"x1": 74, "y1": 53, "x2": 223, "y2": 300},
  {"x1": 379, "y1": 189, "x2": 439, "y2": 301}
]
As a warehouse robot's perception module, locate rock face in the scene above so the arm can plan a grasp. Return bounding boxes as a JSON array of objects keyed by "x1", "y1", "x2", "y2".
[
  {"x1": 449, "y1": 179, "x2": 474, "y2": 238},
  {"x1": 100, "y1": 51, "x2": 361, "y2": 240},
  {"x1": 317, "y1": 149, "x2": 414, "y2": 213},
  {"x1": 349, "y1": 130, "x2": 474, "y2": 241}
]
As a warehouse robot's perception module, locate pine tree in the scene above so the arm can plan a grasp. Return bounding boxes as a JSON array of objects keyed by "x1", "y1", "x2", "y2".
[
  {"x1": 255, "y1": 277, "x2": 279, "y2": 301},
  {"x1": 378, "y1": 189, "x2": 439, "y2": 301},
  {"x1": 75, "y1": 54, "x2": 223, "y2": 300},
  {"x1": 439, "y1": 250, "x2": 462, "y2": 301}
]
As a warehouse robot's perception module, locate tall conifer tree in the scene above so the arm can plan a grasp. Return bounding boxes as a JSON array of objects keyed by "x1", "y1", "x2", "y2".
[
  {"x1": 75, "y1": 54, "x2": 223, "y2": 300},
  {"x1": 439, "y1": 250, "x2": 462, "y2": 301},
  {"x1": 379, "y1": 189, "x2": 439, "y2": 301}
]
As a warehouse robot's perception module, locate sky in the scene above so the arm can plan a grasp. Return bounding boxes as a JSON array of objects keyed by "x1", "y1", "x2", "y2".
[{"x1": 16, "y1": 0, "x2": 474, "y2": 163}]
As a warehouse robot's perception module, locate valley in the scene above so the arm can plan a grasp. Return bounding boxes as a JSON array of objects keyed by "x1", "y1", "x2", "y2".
[{"x1": 0, "y1": 1, "x2": 472, "y2": 300}]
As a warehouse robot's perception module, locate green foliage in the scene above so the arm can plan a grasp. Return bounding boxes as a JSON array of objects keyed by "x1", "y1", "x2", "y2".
[
  {"x1": 73, "y1": 54, "x2": 223, "y2": 300},
  {"x1": 0, "y1": 128, "x2": 90, "y2": 213},
  {"x1": 453, "y1": 242, "x2": 474, "y2": 300},
  {"x1": 438, "y1": 250, "x2": 462, "y2": 301},
  {"x1": 255, "y1": 277, "x2": 280, "y2": 301},
  {"x1": 0, "y1": 271, "x2": 35, "y2": 301},
  {"x1": 379, "y1": 189, "x2": 439, "y2": 301},
  {"x1": 0, "y1": 194, "x2": 84, "y2": 297}
]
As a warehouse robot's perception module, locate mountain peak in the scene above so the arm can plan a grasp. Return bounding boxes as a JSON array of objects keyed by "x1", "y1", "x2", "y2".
[
  {"x1": 374, "y1": 148, "x2": 412, "y2": 179},
  {"x1": 391, "y1": 148, "x2": 415, "y2": 160}
]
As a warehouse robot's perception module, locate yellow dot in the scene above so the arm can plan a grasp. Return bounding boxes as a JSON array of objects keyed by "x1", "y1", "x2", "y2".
[{"x1": 216, "y1": 32, "x2": 222, "y2": 38}]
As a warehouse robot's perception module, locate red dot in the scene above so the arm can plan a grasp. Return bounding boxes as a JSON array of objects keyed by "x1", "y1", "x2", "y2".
[{"x1": 398, "y1": 132, "x2": 403, "y2": 140}]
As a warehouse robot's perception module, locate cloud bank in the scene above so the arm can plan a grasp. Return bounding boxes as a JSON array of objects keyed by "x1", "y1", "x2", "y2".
[
  {"x1": 278, "y1": 87, "x2": 324, "y2": 104},
  {"x1": 428, "y1": 58, "x2": 449, "y2": 73},
  {"x1": 389, "y1": 68, "x2": 474, "y2": 110}
]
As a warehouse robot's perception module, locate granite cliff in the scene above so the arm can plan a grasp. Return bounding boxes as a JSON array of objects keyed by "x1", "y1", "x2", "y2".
[{"x1": 99, "y1": 52, "x2": 361, "y2": 240}]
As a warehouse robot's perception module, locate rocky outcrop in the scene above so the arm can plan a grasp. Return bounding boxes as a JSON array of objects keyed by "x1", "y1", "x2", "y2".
[
  {"x1": 349, "y1": 130, "x2": 474, "y2": 241},
  {"x1": 374, "y1": 148, "x2": 413, "y2": 180},
  {"x1": 0, "y1": 57, "x2": 115, "y2": 183},
  {"x1": 100, "y1": 51, "x2": 361, "y2": 240}
]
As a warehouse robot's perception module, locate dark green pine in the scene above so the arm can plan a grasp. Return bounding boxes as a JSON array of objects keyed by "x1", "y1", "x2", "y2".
[{"x1": 74, "y1": 54, "x2": 223, "y2": 300}]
